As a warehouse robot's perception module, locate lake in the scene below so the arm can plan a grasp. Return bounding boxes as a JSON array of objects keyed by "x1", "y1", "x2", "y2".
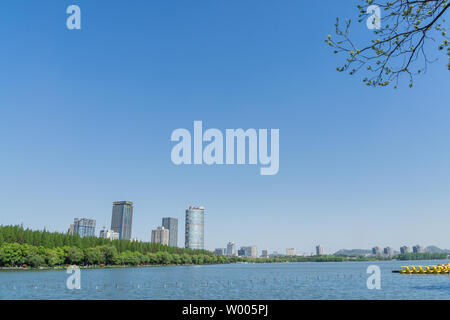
[{"x1": 1, "y1": 260, "x2": 450, "y2": 299}]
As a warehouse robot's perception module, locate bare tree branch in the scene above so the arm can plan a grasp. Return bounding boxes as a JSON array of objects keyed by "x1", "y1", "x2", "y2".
[{"x1": 326, "y1": 0, "x2": 449, "y2": 87}]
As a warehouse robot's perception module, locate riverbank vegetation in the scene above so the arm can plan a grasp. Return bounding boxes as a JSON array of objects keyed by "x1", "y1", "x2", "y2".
[
  {"x1": 396, "y1": 252, "x2": 448, "y2": 260},
  {"x1": 0, "y1": 225, "x2": 448, "y2": 269},
  {"x1": 0, "y1": 225, "x2": 218, "y2": 268}
]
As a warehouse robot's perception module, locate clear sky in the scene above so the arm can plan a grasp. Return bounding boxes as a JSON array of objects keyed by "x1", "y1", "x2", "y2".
[{"x1": 0, "y1": 1, "x2": 449, "y2": 254}]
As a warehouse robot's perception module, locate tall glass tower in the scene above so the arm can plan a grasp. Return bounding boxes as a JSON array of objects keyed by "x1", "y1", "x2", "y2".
[
  {"x1": 111, "y1": 201, "x2": 133, "y2": 240},
  {"x1": 185, "y1": 206, "x2": 204, "y2": 250},
  {"x1": 73, "y1": 218, "x2": 96, "y2": 237},
  {"x1": 162, "y1": 217, "x2": 178, "y2": 247}
]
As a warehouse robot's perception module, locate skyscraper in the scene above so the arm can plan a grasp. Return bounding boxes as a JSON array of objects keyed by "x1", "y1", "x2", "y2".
[
  {"x1": 185, "y1": 206, "x2": 204, "y2": 250},
  {"x1": 372, "y1": 246, "x2": 382, "y2": 256},
  {"x1": 73, "y1": 218, "x2": 96, "y2": 237},
  {"x1": 111, "y1": 201, "x2": 133, "y2": 240},
  {"x1": 240, "y1": 246, "x2": 258, "y2": 257},
  {"x1": 316, "y1": 245, "x2": 324, "y2": 256},
  {"x1": 162, "y1": 217, "x2": 178, "y2": 247},
  {"x1": 400, "y1": 246, "x2": 410, "y2": 254},
  {"x1": 226, "y1": 242, "x2": 235, "y2": 256},
  {"x1": 286, "y1": 248, "x2": 296, "y2": 256},
  {"x1": 151, "y1": 226, "x2": 169, "y2": 245},
  {"x1": 384, "y1": 246, "x2": 394, "y2": 257},
  {"x1": 214, "y1": 248, "x2": 226, "y2": 256}
]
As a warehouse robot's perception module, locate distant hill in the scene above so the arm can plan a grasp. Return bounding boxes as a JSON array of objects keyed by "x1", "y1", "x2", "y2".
[
  {"x1": 334, "y1": 249, "x2": 371, "y2": 256},
  {"x1": 425, "y1": 245, "x2": 450, "y2": 253},
  {"x1": 334, "y1": 246, "x2": 450, "y2": 256}
]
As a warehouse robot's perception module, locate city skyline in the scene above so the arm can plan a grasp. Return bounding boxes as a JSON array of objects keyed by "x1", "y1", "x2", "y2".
[
  {"x1": 60, "y1": 201, "x2": 439, "y2": 257},
  {"x1": 1, "y1": 1, "x2": 450, "y2": 254},
  {"x1": 18, "y1": 200, "x2": 450, "y2": 254}
]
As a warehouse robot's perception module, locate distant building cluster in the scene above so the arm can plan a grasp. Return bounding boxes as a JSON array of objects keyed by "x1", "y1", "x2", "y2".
[
  {"x1": 212, "y1": 244, "x2": 326, "y2": 258},
  {"x1": 67, "y1": 202, "x2": 205, "y2": 250},
  {"x1": 286, "y1": 248, "x2": 296, "y2": 256},
  {"x1": 400, "y1": 246, "x2": 410, "y2": 254},
  {"x1": 151, "y1": 217, "x2": 178, "y2": 247},
  {"x1": 67, "y1": 204, "x2": 431, "y2": 259},
  {"x1": 370, "y1": 244, "x2": 425, "y2": 257},
  {"x1": 68, "y1": 201, "x2": 134, "y2": 240}
]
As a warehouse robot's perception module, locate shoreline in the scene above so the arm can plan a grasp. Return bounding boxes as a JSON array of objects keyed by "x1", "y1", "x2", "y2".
[{"x1": 2, "y1": 258, "x2": 449, "y2": 272}]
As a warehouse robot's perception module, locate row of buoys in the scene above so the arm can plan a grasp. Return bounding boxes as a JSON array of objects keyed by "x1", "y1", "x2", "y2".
[{"x1": 399, "y1": 263, "x2": 450, "y2": 274}]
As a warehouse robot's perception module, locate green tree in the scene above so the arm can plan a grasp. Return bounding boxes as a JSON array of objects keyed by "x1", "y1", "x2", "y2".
[
  {"x1": 84, "y1": 247, "x2": 104, "y2": 265},
  {"x1": 161, "y1": 252, "x2": 172, "y2": 265},
  {"x1": 101, "y1": 246, "x2": 118, "y2": 265},
  {"x1": 181, "y1": 254, "x2": 192, "y2": 265},
  {"x1": 45, "y1": 249, "x2": 64, "y2": 267},
  {"x1": 25, "y1": 251, "x2": 45, "y2": 268},
  {"x1": 67, "y1": 247, "x2": 84, "y2": 265}
]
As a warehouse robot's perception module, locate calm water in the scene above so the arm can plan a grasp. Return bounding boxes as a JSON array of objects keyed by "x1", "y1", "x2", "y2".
[{"x1": 1, "y1": 260, "x2": 450, "y2": 299}]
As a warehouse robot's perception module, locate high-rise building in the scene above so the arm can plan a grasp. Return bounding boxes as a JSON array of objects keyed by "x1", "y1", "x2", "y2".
[
  {"x1": 240, "y1": 246, "x2": 258, "y2": 258},
  {"x1": 261, "y1": 250, "x2": 269, "y2": 258},
  {"x1": 316, "y1": 245, "x2": 324, "y2": 256},
  {"x1": 270, "y1": 251, "x2": 280, "y2": 257},
  {"x1": 185, "y1": 206, "x2": 204, "y2": 250},
  {"x1": 100, "y1": 228, "x2": 120, "y2": 240},
  {"x1": 73, "y1": 218, "x2": 96, "y2": 237},
  {"x1": 400, "y1": 246, "x2": 410, "y2": 254},
  {"x1": 162, "y1": 217, "x2": 178, "y2": 247},
  {"x1": 372, "y1": 246, "x2": 381, "y2": 256},
  {"x1": 226, "y1": 242, "x2": 235, "y2": 256},
  {"x1": 68, "y1": 224, "x2": 75, "y2": 235},
  {"x1": 151, "y1": 226, "x2": 169, "y2": 245},
  {"x1": 286, "y1": 248, "x2": 296, "y2": 256},
  {"x1": 214, "y1": 248, "x2": 226, "y2": 256},
  {"x1": 111, "y1": 201, "x2": 133, "y2": 240},
  {"x1": 413, "y1": 245, "x2": 424, "y2": 253},
  {"x1": 383, "y1": 246, "x2": 394, "y2": 257}
]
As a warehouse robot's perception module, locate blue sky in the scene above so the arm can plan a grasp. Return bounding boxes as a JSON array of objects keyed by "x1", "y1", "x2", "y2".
[{"x1": 0, "y1": 1, "x2": 449, "y2": 254}]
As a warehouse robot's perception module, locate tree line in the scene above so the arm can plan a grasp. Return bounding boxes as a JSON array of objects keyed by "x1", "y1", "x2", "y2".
[
  {"x1": 0, "y1": 225, "x2": 448, "y2": 269},
  {"x1": 0, "y1": 225, "x2": 219, "y2": 268},
  {"x1": 396, "y1": 252, "x2": 448, "y2": 261},
  {"x1": 0, "y1": 242, "x2": 371, "y2": 269},
  {"x1": 0, "y1": 242, "x2": 231, "y2": 268},
  {"x1": 0, "y1": 225, "x2": 211, "y2": 255}
]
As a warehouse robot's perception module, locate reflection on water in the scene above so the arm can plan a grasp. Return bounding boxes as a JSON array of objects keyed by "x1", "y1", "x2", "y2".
[{"x1": 1, "y1": 260, "x2": 450, "y2": 299}]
